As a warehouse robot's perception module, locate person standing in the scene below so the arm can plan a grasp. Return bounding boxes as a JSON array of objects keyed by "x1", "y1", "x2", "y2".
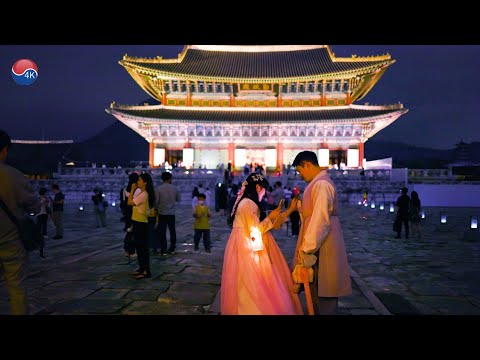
[
  {"x1": 155, "y1": 172, "x2": 180, "y2": 255},
  {"x1": 127, "y1": 173, "x2": 155, "y2": 279},
  {"x1": 51, "y1": 184, "x2": 65, "y2": 239},
  {"x1": 292, "y1": 151, "x2": 352, "y2": 315},
  {"x1": 36, "y1": 188, "x2": 51, "y2": 258},
  {"x1": 221, "y1": 173, "x2": 303, "y2": 315},
  {"x1": 91, "y1": 188, "x2": 106, "y2": 228},
  {"x1": 271, "y1": 181, "x2": 285, "y2": 210},
  {"x1": 395, "y1": 187, "x2": 411, "y2": 239},
  {"x1": 410, "y1": 191, "x2": 422, "y2": 239},
  {"x1": 193, "y1": 193, "x2": 212, "y2": 252},
  {"x1": 289, "y1": 187, "x2": 301, "y2": 238},
  {"x1": 0, "y1": 129, "x2": 40, "y2": 314}
]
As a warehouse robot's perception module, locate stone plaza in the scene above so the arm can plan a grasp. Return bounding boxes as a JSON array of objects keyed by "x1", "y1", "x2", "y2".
[{"x1": 1, "y1": 202, "x2": 479, "y2": 315}]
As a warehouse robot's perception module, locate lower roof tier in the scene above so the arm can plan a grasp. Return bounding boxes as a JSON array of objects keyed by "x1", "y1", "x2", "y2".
[{"x1": 107, "y1": 103, "x2": 407, "y2": 124}]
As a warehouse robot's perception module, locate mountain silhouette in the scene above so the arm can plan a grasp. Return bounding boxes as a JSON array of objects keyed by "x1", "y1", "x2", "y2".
[
  {"x1": 75, "y1": 121, "x2": 149, "y2": 166},
  {"x1": 364, "y1": 139, "x2": 454, "y2": 168}
]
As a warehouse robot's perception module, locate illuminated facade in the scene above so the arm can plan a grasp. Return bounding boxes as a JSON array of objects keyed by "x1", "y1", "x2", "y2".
[{"x1": 106, "y1": 45, "x2": 408, "y2": 170}]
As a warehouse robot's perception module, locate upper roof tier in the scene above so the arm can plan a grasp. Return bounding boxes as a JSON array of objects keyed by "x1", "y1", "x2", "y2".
[{"x1": 120, "y1": 45, "x2": 393, "y2": 81}]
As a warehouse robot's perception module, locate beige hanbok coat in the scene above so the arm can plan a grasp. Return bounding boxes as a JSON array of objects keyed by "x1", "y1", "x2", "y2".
[{"x1": 293, "y1": 170, "x2": 352, "y2": 297}]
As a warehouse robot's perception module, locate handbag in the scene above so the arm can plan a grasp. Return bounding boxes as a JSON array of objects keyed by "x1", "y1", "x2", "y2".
[
  {"x1": 0, "y1": 198, "x2": 43, "y2": 252},
  {"x1": 123, "y1": 230, "x2": 136, "y2": 255}
]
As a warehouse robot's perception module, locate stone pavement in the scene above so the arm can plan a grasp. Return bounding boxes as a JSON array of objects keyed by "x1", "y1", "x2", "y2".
[{"x1": 1, "y1": 203, "x2": 479, "y2": 315}]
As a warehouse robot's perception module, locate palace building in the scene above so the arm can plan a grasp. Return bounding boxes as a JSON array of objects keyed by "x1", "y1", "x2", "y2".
[{"x1": 106, "y1": 45, "x2": 408, "y2": 171}]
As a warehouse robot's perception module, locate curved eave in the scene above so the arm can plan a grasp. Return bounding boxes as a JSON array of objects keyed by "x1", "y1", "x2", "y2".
[
  {"x1": 351, "y1": 65, "x2": 393, "y2": 102},
  {"x1": 106, "y1": 103, "x2": 408, "y2": 125},
  {"x1": 119, "y1": 59, "x2": 395, "y2": 84}
]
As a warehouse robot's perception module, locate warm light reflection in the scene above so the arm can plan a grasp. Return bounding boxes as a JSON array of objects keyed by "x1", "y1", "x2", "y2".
[{"x1": 249, "y1": 226, "x2": 263, "y2": 252}]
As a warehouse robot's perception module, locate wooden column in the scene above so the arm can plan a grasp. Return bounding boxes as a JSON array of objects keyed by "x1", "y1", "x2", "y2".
[
  {"x1": 187, "y1": 80, "x2": 192, "y2": 106},
  {"x1": 277, "y1": 83, "x2": 282, "y2": 107},
  {"x1": 149, "y1": 142, "x2": 155, "y2": 168},
  {"x1": 358, "y1": 142, "x2": 364, "y2": 168},
  {"x1": 228, "y1": 142, "x2": 235, "y2": 168},
  {"x1": 276, "y1": 141, "x2": 284, "y2": 172},
  {"x1": 321, "y1": 80, "x2": 327, "y2": 106}
]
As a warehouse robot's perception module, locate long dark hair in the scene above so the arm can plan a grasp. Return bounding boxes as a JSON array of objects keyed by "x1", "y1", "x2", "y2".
[
  {"x1": 411, "y1": 191, "x2": 421, "y2": 208},
  {"x1": 231, "y1": 173, "x2": 269, "y2": 222},
  {"x1": 139, "y1": 173, "x2": 155, "y2": 208},
  {"x1": 127, "y1": 172, "x2": 140, "y2": 192}
]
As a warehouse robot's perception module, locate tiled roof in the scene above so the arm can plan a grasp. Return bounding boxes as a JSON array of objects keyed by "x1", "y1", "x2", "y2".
[
  {"x1": 123, "y1": 48, "x2": 388, "y2": 79},
  {"x1": 112, "y1": 107, "x2": 402, "y2": 123}
]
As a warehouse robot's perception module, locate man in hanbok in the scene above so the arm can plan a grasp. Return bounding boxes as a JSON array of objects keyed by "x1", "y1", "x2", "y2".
[{"x1": 292, "y1": 151, "x2": 352, "y2": 315}]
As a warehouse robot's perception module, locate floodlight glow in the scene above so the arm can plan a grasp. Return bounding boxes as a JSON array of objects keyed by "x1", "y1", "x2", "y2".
[
  {"x1": 441, "y1": 213, "x2": 447, "y2": 224},
  {"x1": 154, "y1": 148, "x2": 166, "y2": 166},
  {"x1": 471, "y1": 217, "x2": 478, "y2": 230},
  {"x1": 265, "y1": 149, "x2": 277, "y2": 168},
  {"x1": 183, "y1": 148, "x2": 194, "y2": 169},
  {"x1": 347, "y1": 149, "x2": 359, "y2": 168},
  {"x1": 317, "y1": 149, "x2": 329, "y2": 167}
]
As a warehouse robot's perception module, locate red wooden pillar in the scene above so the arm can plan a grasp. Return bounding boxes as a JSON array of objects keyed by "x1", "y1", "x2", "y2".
[
  {"x1": 149, "y1": 142, "x2": 155, "y2": 168},
  {"x1": 228, "y1": 142, "x2": 235, "y2": 169},
  {"x1": 276, "y1": 141, "x2": 283, "y2": 172},
  {"x1": 358, "y1": 142, "x2": 364, "y2": 168}
]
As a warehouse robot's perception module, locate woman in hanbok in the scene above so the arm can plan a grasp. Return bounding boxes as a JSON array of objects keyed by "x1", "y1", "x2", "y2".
[{"x1": 221, "y1": 173, "x2": 304, "y2": 315}]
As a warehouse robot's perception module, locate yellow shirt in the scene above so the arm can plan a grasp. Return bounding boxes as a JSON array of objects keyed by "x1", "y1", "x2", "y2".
[
  {"x1": 132, "y1": 191, "x2": 149, "y2": 223},
  {"x1": 193, "y1": 205, "x2": 210, "y2": 230}
]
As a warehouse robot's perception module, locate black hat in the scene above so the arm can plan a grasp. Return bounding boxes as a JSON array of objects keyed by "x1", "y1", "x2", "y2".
[{"x1": 292, "y1": 151, "x2": 319, "y2": 167}]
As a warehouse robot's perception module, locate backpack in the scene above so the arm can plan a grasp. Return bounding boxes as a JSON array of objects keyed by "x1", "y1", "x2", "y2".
[{"x1": 0, "y1": 198, "x2": 43, "y2": 252}]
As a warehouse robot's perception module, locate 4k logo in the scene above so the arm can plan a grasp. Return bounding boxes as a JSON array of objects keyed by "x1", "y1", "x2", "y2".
[{"x1": 12, "y1": 59, "x2": 38, "y2": 85}]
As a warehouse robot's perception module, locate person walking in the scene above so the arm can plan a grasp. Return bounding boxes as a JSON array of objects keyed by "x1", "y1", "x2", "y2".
[
  {"x1": 291, "y1": 151, "x2": 352, "y2": 315},
  {"x1": 0, "y1": 129, "x2": 40, "y2": 314}
]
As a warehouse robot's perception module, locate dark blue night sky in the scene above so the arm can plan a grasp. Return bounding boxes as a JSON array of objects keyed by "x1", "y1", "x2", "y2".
[{"x1": 1, "y1": 45, "x2": 479, "y2": 150}]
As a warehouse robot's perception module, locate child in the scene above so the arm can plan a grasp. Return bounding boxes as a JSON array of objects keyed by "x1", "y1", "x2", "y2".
[{"x1": 193, "y1": 193, "x2": 212, "y2": 253}]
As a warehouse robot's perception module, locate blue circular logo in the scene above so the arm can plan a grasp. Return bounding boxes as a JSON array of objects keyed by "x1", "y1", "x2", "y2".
[{"x1": 11, "y1": 59, "x2": 38, "y2": 85}]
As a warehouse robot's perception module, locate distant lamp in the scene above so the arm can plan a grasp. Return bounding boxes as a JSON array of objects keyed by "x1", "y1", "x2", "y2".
[
  {"x1": 370, "y1": 202, "x2": 376, "y2": 209},
  {"x1": 29, "y1": 213, "x2": 35, "y2": 216},
  {"x1": 421, "y1": 210, "x2": 426, "y2": 219},
  {"x1": 364, "y1": 202, "x2": 368, "y2": 207},
  {"x1": 389, "y1": 203, "x2": 395, "y2": 213},
  {"x1": 379, "y1": 203, "x2": 385, "y2": 211},
  {"x1": 471, "y1": 217, "x2": 478, "y2": 230},
  {"x1": 111, "y1": 202, "x2": 116, "y2": 207},
  {"x1": 102, "y1": 193, "x2": 105, "y2": 198},
  {"x1": 440, "y1": 213, "x2": 447, "y2": 224},
  {"x1": 79, "y1": 206, "x2": 84, "y2": 211},
  {"x1": 358, "y1": 201, "x2": 362, "y2": 206}
]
